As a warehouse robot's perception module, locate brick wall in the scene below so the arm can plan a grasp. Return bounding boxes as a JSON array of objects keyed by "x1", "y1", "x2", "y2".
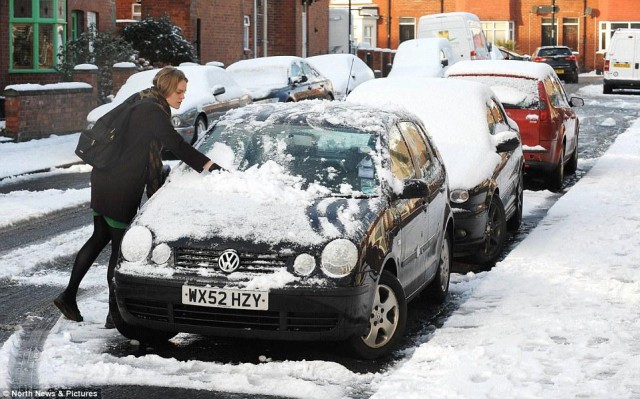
[
  {"x1": 112, "y1": 65, "x2": 138, "y2": 95},
  {"x1": 3, "y1": 85, "x2": 94, "y2": 142},
  {"x1": 0, "y1": 0, "x2": 8, "y2": 92},
  {"x1": 67, "y1": 0, "x2": 117, "y2": 32}
]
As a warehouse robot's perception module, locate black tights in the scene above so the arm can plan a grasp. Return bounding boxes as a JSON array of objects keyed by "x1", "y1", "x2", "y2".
[{"x1": 63, "y1": 215, "x2": 125, "y2": 300}]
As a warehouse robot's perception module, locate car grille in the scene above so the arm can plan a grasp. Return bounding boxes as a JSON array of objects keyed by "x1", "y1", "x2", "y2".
[
  {"x1": 174, "y1": 247, "x2": 289, "y2": 273},
  {"x1": 125, "y1": 298, "x2": 339, "y2": 332}
]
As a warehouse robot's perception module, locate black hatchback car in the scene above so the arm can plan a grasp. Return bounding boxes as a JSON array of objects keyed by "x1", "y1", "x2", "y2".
[
  {"x1": 111, "y1": 101, "x2": 454, "y2": 359},
  {"x1": 532, "y1": 46, "x2": 580, "y2": 83}
]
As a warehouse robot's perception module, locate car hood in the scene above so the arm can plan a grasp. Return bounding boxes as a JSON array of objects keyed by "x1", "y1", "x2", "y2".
[{"x1": 134, "y1": 165, "x2": 384, "y2": 249}]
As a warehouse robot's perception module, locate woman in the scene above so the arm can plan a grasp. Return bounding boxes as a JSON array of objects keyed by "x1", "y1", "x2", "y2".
[{"x1": 54, "y1": 66, "x2": 219, "y2": 325}]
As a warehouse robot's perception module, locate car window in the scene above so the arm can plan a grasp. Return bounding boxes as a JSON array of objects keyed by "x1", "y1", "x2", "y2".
[
  {"x1": 486, "y1": 105, "x2": 497, "y2": 135},
  {"x1": 543, "y1": 77, "x2": 565, "y2": 108},
  {"x1": 448, "y1": 75, "x2": 540, "y2": 110},
  {"x1": 301, "y1": 62, "x2": 319, "y2": 81},
  {"x1": 550, "y1": 76, "x2": 570, "y2": 107},
  {"x1": 389, "y1": 126, "x2": 416, "y2": 180},
  {"x1": 398, "y1": 121, "x2": 433, "y2": 176},
  {"x1": 290, "y1": 62, "x2": 302, "y2": 78},
  {"x1": 489, "y1": 99, "x2": 508, "y2": 129}
]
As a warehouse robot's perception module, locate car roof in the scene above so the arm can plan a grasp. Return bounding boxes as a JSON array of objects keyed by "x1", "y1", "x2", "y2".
[
  {"x1": 227, "y1": 56, "x2": 303, "y2": 71},
  {"x1": 216, "y1": 100, "x2": 416, "y2": 134},
  {"x1": 445, "y1": 60, "x2": 554, "y2": 80}
]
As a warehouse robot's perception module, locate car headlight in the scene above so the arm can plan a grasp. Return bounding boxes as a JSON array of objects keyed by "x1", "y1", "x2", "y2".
[
  {"x1": 121, "y1": 226, "x2": 153, "y2": 262},
  {"x1": 450, "y1": 189, "x2": 470, "y2": 204},
  {"x1": 151, "y1": 243, "x2": 172, "y2": 265},
  {"x1": 321, "y1": 239, "x2": 358, "y2": 278},
  {"x1": 86, "y1": 122, "x2": 95, "y2": 130},
  {"x1": 293, "y1": 253, "x2": 316, "y2": 276},
  {"x1": 171, "y1": 115, "x2": 182, "y2": 128}
]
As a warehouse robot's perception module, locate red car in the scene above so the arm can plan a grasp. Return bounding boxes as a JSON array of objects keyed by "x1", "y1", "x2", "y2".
[{"x1": 446, "y1": 60, "x2": 584, "y2": 189}]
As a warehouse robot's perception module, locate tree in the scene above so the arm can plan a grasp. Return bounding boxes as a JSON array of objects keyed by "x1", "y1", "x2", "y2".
[
  {"x1": 57, "y1": 25, "x2": 136, "y2": 103},
  {"x1": 121, "y1": 15, "x2": 197, "y2": 66}
]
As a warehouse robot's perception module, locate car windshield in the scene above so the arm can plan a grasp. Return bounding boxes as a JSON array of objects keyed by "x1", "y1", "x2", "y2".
[
  {"x1": 451, "y1": 75, "x2": 541, "y2": 109},
  {"x1": 201, "y1": 123, "x2": 380, "y2": 196},
  {"x1": 538, "y1": 47, "x2": 572, "y2": 57}
]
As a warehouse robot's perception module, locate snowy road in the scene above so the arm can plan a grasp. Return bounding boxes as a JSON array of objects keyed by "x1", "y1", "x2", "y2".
[{"x1": 1, "y1": 76, "x2": 639, "y2": 398}]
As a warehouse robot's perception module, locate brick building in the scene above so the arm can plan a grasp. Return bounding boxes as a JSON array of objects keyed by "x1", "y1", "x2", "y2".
[
  {"x1": 331, "y1": 0, "x2": 640, "y2": 72},
  {"x1": 1, "y1": 0, "x2": 329, "y2": 95}
]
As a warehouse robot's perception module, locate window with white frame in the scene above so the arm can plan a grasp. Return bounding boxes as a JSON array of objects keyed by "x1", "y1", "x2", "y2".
[
  {"x1": 480, "y1": 21, "x2": 514, "y2": 45},
  {"x1": 399, "y1": 17, "x2": 416, "y2": 43},
  {"x1": 599, "y1": 21, "x2": 640, "y2": 51},
  {"x1": 132, "y1": 3, "x2": 141, "y2": 21},
  {"x1": 243, "y1": 15, "x2": 250, "y2": 51}
]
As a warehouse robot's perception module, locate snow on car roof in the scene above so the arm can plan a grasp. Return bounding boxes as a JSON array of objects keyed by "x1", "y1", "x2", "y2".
[
  {"x1": 226, "y1": 56, "x2": 303, "y2": 97},
  {"x1": 306, "y1": 54, "x2": 374, "y2": 99},
  {"x1": 347, "y1": 77, "x2": 503, "y2": 190},
  {"x1": 445, "y1": 59, "x2": 554, "y2": 81},
  {"x1": 87, "y1": 65, "x2": 248, "y2": 122}
]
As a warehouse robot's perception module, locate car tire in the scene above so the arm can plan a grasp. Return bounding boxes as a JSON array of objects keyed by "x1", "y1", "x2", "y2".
[
  {"x1": 603, "y1": 83, "x2": 613, "y2": 94},
  {"x1": 193, "y1": 115, "x2": 207, "y2": 145},
  {"x1": 348, "y1": 270, "x2": 407, "y2": 359},
  {"x1": 108, "y1": 286, "x2": 175, "y2": 344},
  {"x1": 507, "y1": 172, "x2": 523, "y2": 232},
  {"x1": 425, "y1": 232, "x2": 452, "y2": 304},
  {"x1": 565, "y1": 138, "x2": 579, "y2": 175},
  {"x1": 547, "y1": 146, "x2": 565, "y2": 191},
  {"x1": 470, "y1": 194, "x2": 507, "y2": 266}
]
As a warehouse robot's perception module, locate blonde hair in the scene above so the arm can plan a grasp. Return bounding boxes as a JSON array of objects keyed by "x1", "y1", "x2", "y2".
[{"x1": 153, "y1": 66, "x2": 188, "y2": 98}]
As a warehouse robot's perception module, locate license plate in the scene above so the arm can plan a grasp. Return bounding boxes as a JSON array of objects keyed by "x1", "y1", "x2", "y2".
[
  {"x1": 555, "y1": 69, "x2": 564, "y2": 74},
  {"x1": 613, "y1": 63, "x2": 630, "y2": 68},
  {"x1": 182, "y1": 285, "x2": 269, "y2": 310}
]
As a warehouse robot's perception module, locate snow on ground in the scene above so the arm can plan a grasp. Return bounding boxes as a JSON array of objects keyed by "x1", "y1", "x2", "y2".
[
  {"x1": 0, "y1": 133, "x2": 82, "y2": 179},
  {"x1": 1, "y1": 87, "x2": 640, "y2": 397}
]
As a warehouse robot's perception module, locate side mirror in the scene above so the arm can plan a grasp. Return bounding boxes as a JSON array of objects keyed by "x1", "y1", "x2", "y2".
[
  {"x1": 212, "y1": 85, "x2": 226, "y2": 96},
  {"x1": 441, "y1": 59, "x2": 449, "y2": 68},
  {"x1": 396, "y1": 179, "x2": 430, "y2": 200},
  {"x1": 291, "y1": 75, "x2": 308, "y2": 85},
  {"x1": 570, "y1": 96, "x2": 584, "y2": 107},
  {"x1": 493, "y1": 130, "x2": 521, "y2": 153}
]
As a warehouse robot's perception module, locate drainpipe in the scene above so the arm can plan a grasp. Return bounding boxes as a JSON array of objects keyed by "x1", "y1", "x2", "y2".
[
  {"x1": 254, "y1": 0, "x2": 258, "y2": 58},
  {"x1": 582, "y1": 0, "x2": 588, "y2": 70},
  {"x1": 302, "y1": 3, "x2": 307, "y2": 57},
  {"x1": 263, "y1": 0, "x2": 268, "y2": 57},
  {"x1": 387, "y1": 0, "x2": 391, "y2": 48}
]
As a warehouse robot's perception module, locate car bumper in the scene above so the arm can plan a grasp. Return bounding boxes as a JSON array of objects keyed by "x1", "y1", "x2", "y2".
[
  {"x1": 113, "y1": 272, "x2": 373, "y2": 341},
  {"x1": 604, "y1": 78, "x2": 640, "y2": 90},
  {"x1": 451, "y1": 205, "x2": 488, "y2": 256},
  {"x1": 523, "y1": 142, "x2": 560, "y2": 173}
]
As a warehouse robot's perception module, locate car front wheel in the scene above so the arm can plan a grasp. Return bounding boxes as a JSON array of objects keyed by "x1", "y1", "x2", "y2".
[
  {"x1": 349, "y1": 270, "x2": 407, "y2": 359},
  {"x1": 471, "y1": 195, "x2": 507, "y2": 266}
]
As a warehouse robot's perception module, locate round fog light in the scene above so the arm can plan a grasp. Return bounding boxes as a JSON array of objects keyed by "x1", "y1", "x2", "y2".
[
  {"x1": 294, "y1": 254, "x2": 316, "y2": 276},
  {"x1": 152, "y1": 243, "x2": 172, "y2": 264}
]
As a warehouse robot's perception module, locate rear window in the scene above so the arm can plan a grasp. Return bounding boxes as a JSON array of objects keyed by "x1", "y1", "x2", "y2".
[
  {"x1": 449, "y1": 75, "x2": 541, "y2": 109},
  {"x1": 537, "y1": 47, "x2": 572, "y2": 57}
]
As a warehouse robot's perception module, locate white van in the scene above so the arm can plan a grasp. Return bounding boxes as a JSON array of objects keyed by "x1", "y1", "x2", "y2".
[
  {"x1": 603, "y1": 29, "x2": 640, "y2": 94},
  {"x1": 388, "y1": 38, "x2": 456, "y2": 78},
  {"x1": 417, "y1": 12, "x2": 491, "y2": 61}
]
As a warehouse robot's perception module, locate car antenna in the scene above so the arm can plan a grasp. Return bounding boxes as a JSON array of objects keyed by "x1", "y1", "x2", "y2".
[{"x1": 344, "y1": 56, "x2": 356, "y2": 100}]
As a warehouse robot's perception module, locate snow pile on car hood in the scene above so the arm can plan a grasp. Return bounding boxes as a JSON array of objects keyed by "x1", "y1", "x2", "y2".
[{"x1": 135, "y1": 161, "x2": 380, "y2": 247}]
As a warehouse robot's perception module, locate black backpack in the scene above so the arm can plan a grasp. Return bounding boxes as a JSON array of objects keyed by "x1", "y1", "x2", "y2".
[{"x1": 75, "y1": 93, "x2": 142, "y2": 170}]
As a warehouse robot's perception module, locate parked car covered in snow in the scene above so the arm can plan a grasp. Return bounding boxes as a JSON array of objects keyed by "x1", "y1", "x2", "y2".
[
  {"x1": 388, "y1": 38, "x2": 456, "y2": 78},
  {"x1": 306, "y1": 54, "x2": 374, "y2": 100},
  {"x1": 227, "y1": 56, "x2": 335, "y2": 103},
  {"x1": 446, "y1": 60, "x2": 583, "y2": 190},
  {"x1": 348, "y1": 78, "x2": 524, "y2": 265},
  {"x1": 110, "y1": 101, "x2": 453, "y2": 359},
  {"x1": 87, "y1": 65, "x2": 251, "y2": 145}
]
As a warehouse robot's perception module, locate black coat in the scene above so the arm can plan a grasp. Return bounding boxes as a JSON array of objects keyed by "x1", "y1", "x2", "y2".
[{"x1": 90, "y1": 94, "x2": 210, "y2": 224}]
